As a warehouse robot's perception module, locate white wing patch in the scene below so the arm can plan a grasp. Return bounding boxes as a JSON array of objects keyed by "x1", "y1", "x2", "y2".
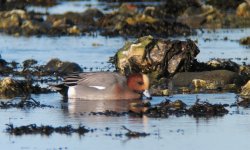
[
  {"x1": 89, "y1": 86, "x2": 106, "y2": 90},
  {"x1": 68, "y1": 86, "x2": 76, "y2": 98}
]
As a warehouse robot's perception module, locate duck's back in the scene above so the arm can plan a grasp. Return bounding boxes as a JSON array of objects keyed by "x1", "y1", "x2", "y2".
[{"x1": 66, "y1": 72, "x2": 139, "y2": 100}]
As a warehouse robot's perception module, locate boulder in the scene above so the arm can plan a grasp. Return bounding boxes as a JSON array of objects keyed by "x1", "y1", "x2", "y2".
[
  {"x1": 170, "y1": 70, "x2": 243, "y2": 91},
  {"x1": 112, "y1": 35, "x2": 200, "y2": 79}
]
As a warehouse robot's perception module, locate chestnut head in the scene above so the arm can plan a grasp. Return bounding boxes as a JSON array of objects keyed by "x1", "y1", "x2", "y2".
[{"x1": 127, "y1": 73, "x2": 151, "y2": 99}]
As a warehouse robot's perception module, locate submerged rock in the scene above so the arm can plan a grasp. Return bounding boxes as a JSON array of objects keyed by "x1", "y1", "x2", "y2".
[{"x1": 112, "y1": 35, "x2": 199, "y2": 79}]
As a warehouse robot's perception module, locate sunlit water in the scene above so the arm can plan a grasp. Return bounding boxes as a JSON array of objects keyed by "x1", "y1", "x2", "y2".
[
  {"x1": 26, "y1": 0, "x2": 164, "y2": 14},
  {"x1": 0, "y1": 28, "x2": 249, "y2": 69},
  {"x1": 1, "y1": 93, "x2": 250, "y2": 150},
  {"x1": 1, "y1": 1, "x2": 250, "y2": 149}
]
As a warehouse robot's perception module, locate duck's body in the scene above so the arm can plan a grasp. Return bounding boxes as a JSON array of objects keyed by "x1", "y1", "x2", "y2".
[{"x1": 53, "y1": 72, "x2": 151, "y2": 100}]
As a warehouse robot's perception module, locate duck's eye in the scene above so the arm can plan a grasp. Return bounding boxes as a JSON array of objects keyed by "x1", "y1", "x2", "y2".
[{"x1": 137, "y1": 81, "x2": 143, "y2": 85}]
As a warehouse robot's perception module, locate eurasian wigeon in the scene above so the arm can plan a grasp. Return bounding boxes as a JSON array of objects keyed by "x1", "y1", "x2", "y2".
[{"x1": 53, "y1": 72, "x2": 151, "y2": 100}]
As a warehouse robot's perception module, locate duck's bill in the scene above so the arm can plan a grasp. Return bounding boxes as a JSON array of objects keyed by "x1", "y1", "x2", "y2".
[{"x1": 143, "y1": 90, "x2": 152, "y2": 100}]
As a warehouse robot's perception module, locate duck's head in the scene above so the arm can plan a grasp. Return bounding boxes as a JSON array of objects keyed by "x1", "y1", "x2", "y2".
[{"x1": 127, "y1": 73, "x2": 152, "y2": 99}]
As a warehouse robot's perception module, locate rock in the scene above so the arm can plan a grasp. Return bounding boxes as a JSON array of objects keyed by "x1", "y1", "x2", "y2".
[
  {"x1": 44, "y1": 58, "x2": 82, "y2": 75},
  {"x1": 206, "y1": 59, "x2": 240, "y2": 72},
  {"x1": 0, "y1": 0, "x2": 56, "y2": 11},
  {"x1": 206, "y1": 0, "x2": 244, "y2": 10},
  {"x1": 240, "y1": 80, "x2": 250, "y2": 98},
  {"x1": 188, "y1": 101, "x2": 229, "y2": 117},
  {"x1": 67, "y1": 25, "x2": 80, "y2": 35},
  {"x1": 192, "y1": 79, "x2": 207, "y2": 88},
  {"x1": 6, "y1": 124, "x2": 89, "y2": 136},
  {"x1": 0, "y1": 8, "x2": 103, "y2": 36},
  {"x1": 156, "y1": 0, "x2": 202, "y2": 17},
  {"x1": 0, "y1": 10, "x2": 24, "y2": 29},
  {"x1": 240, "y1": 65, "x2": 250, "y2": 78},
  {"x1": 81, "y1": 8, "x2": 104, "y2": 19},
  {"x1": 171, "y1": 70, "x2": 243, "y2": 90},
  {"x1": 122, "y1": 126, "x2": 150, "y2": 138},
  {"x1": 177, "y1": 5, "x2": 222, "y2": 28},
  {"x1": 22, "y1": 59, "x2": 38, "y2": 70},
  {"x1": 236, "y1": 2, "x2": 250, "y2": 17},
  {"x1": 113, "y1": 35, "x2": 200, "y2": 79},
  {"x1": 240, "y1": 36, "x2": 250, "y2": 45},
  {"x1": 143, "y1": 99, "x2": 187, "y2": 118},
  {"x1": 0, "y1": 77, "x2": 31, "y2": 98},
  {"x1": 0, "y1": 58, "x2": 14, "y2": 75},
  {"x1": 99, "y1": 4, "x2": 192, "y2": 37}
]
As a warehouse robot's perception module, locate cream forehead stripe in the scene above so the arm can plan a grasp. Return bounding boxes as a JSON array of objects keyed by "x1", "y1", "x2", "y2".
[{"x1": 142, "y1": 74, "x2": 149, "y2": 89}]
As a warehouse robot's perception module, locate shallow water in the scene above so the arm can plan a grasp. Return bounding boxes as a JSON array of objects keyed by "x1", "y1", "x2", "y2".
[
  {"x1": 1, "y1": 93, "x2": 250, "y2": 150},
  {"x1": 0, "y1": 28, "x2": 249, "y2": 69},
  {"x1": 26, "y1": 0, "x2": 164, "y2": 14}
]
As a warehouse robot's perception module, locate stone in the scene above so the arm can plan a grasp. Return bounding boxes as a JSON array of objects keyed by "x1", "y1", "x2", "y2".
[
  {"x1": 177, "y1": 5, "x2": 222, "y2": 28},
  {"x1": 113, "y1": 35, "x2": 199, "y2": 79},
  {"x1": 240, "y1": 36, "x2": 250, "y2": 45},
  {"x1": 44, "y1": 58, "x2": 82, "y2": 75},
  {"x1": 99, "y1": 4, "x2": 192, "y2": 37},
  {"x1": 207, "y1": 59, "x2": 239, "y2": 72},
  {"x1": 240, "y1": 80, "x2": 250, "y2": 98},
  {"x1": 171, "y1": 70, "x2": 243, "y2": 90},
  {"x1": 0, "y1": 77, "x2": 30, "y2": 98},
  {"x1": 236, "y1": 2, "x2": 250, "y2": 17}
]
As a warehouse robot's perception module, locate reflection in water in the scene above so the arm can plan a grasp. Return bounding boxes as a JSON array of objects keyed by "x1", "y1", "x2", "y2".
[
  {"x1": 66, "y1": 99, "x2": 143, "y2": 113},
  {"x1": 61, "y1": 98, "x2": 151, "y2": 129}
]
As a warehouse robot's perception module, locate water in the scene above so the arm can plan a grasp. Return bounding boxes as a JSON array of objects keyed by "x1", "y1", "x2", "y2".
[
  {"x1": 26, "y1": 0, "x2": 164, "y2": 14},
  {"x1": 0, "y1": 28, "x2": 249, "y2": 68},
  {"x1": 1, "y1": 93, "x2": 250, "y2": 149},
  {"x1": 0, "y1": 28, "x2": 249, "y2": 150}
]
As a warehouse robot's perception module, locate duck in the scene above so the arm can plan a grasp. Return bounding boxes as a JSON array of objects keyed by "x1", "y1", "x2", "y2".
[{"x1": 52, "y1": 72, "x2": 151, "y2": 100}]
